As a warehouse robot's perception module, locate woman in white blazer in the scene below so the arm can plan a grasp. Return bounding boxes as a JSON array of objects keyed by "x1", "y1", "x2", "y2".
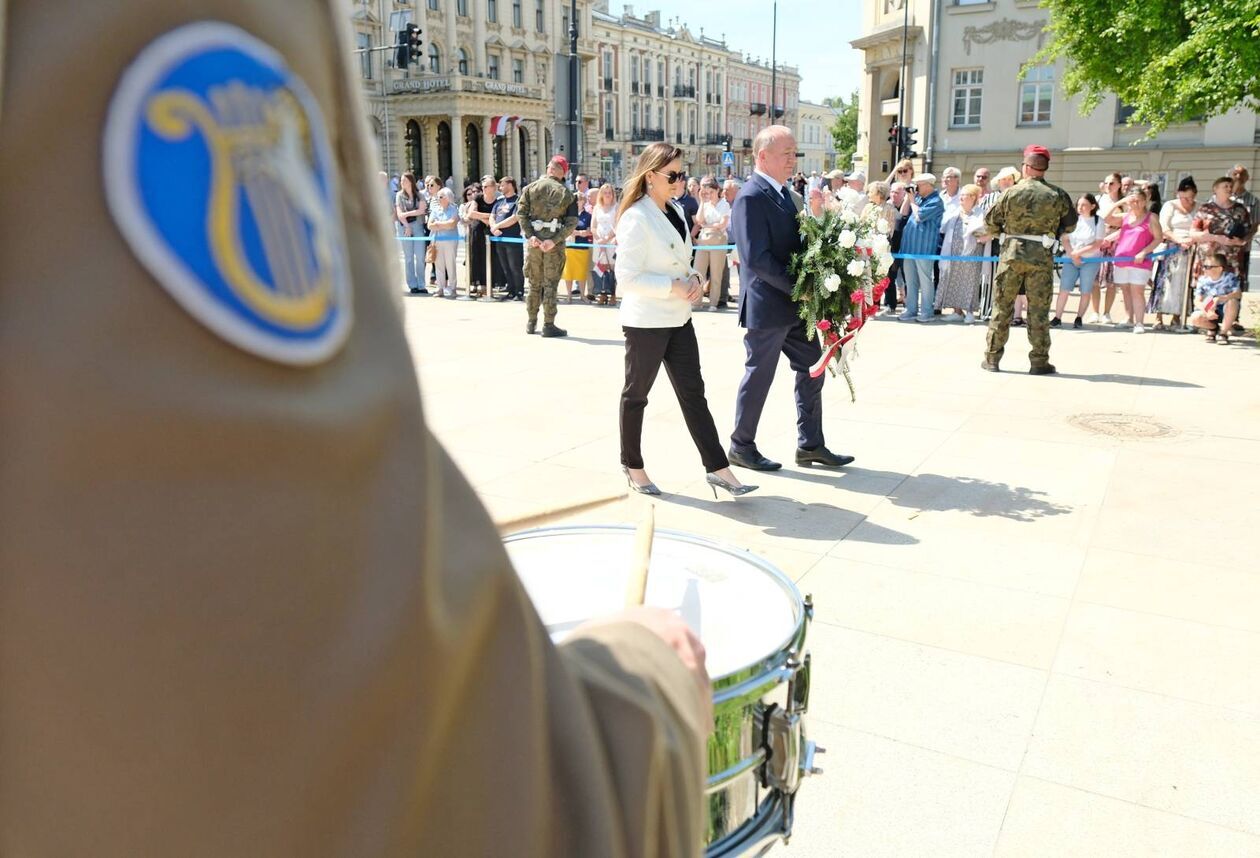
[{"x1": 615, "y1": 143, "x2": 757, "y2": 499}]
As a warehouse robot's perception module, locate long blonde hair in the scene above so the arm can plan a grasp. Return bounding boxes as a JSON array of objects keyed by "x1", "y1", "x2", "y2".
[{"x1": 617, "y1": 142, "x2": 685, "y2": 223}]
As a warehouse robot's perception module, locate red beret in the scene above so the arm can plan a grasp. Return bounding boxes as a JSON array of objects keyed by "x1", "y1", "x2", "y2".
[
  {"x1": 549, "y1": 154, "x2": 569, "y2": 173},
  {"x1": 1023, "y1": 144, "x2": 1051, "y2": 162}
]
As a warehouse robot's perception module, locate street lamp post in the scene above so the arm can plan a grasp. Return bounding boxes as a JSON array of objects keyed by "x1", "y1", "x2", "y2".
[
  {"x1": 569, "y1": 0, "x2": 579, "y2": 182},
  {"x1": 769, "y1": 1, "x2": 777, "y2": 122}
]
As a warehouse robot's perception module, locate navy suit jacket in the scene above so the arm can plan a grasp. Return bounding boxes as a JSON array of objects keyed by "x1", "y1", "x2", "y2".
[{"x1": 732, "y1": 173, "x2": 804, "y2": 329}]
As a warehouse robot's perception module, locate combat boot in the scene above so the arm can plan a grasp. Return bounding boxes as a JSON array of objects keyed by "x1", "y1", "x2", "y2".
[
  {"x1": 540, "y1": 323, "x2": 568, "y2": 338},
  {"x1": 1028, "y1": 363, "x2": 1056, "y2": 375},
  {"x1": 526, "y1": 317, "x2": 537, "y2": 335},
  {"x1": 979, "y1": 357, "x2": 1000, "y2": 372}
]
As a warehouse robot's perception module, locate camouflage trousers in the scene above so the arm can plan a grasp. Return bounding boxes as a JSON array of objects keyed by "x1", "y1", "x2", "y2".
[
  {"x1": 984, "y1": 259, "x2": 1054, "y2": 367},
  {"x1": 524, "y1": 245, "x2": 566, "y2": 324}
]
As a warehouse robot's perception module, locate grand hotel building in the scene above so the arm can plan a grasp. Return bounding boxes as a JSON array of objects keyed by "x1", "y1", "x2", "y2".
[{"x1": 351, "y1": 0, "x2": 801, "y2": 186}]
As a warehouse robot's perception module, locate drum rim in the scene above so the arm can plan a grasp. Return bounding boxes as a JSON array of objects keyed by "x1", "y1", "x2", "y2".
[{"x1": 504, "y1": 524, "x2": 808, "y2": 685}]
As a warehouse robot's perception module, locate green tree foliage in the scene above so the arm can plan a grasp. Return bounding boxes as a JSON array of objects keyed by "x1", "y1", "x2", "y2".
[
  {"x1": 824, "y1": 91, "x2": 859, "y2": 171},
  {"x1": 1035, "y1": 0, "x2": 1260, "y2": 133}
]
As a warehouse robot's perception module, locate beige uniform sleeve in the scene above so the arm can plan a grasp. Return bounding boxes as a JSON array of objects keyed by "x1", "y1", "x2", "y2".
[{"x1": 0, "y1": 4, "x2": 705, "y2": 857}]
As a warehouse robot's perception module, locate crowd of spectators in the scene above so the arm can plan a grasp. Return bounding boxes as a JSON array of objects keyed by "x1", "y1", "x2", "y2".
[{"x1": 385, "y1": 160, "x2": 1256, "y2": 343}]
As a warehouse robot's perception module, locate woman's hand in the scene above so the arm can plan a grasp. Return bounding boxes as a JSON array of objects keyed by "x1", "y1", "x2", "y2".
[
  {"x1": 1135, "y1": 250, "x2": 1147, "y2": 263},
  {"x1": 671, "y1": 275, "x2": 703, "y2": 302},
  {"x1": 404, "y1": 226, "x2": 412, "y2": 237}
]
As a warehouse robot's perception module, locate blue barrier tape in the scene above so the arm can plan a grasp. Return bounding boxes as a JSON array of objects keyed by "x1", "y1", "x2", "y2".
[{"x1": 892, "y1": 247, "x2": 1179, "y2": 265}]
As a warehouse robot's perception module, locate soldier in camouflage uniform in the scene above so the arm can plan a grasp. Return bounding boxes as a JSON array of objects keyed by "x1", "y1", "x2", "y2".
[
  {"x1": 517, "y1": 155, "x2": 579, "y2": 337},
  {"x1": 981, "y1": 145, "x2": 1077, "y2": 375}
]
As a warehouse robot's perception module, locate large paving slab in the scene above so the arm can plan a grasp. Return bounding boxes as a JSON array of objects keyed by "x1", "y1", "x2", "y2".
[{"x1": 399, "y1": 286, "x2": 1260, "y2": 856}]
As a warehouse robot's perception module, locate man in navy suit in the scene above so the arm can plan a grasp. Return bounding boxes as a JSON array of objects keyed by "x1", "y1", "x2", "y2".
[{"x1": 728, "y1": 126, "x2": 855, "y2": 471}]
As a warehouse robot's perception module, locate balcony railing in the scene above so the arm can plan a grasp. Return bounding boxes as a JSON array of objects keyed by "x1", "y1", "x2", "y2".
[
  {"x1": 749, "y1": 102, "x2": 767, "y2": 115},
  {"x1": 689, "y1": 133, "x2": 696, "y2": 144},
  {"x1": 673, "y1": 84, "x2": 696, "y2": 99},
  {"x1": 631, "y1": 127, "x2": 666, "y2": 141},
  {"x1": 741, "y1": 137, "x2": 753, "y2": 148},
  {"x1": 602, "y1": 76, "x2": 613, "y2": 91},
  {"x1": 716, "y1": 94, "x2": 722, "y2": 105},
  {"x1": 704, "y1": 133, "x2": 731, "y2": 146},
  {"x1": 675, "y1": 132, "x2": 683, "y2": 144},
  {"x1": 631, "y1": 81, "x2": 640, "y2": 94},
  {"x1": 773, "y1": 107, "x2": 785, "y2": 119},
  {"x1": 705, "y1": 94, "x2": 712, "y2": 104},
  {"x1": 657, "y1": 85, "x2": 665, "y2": 97}
]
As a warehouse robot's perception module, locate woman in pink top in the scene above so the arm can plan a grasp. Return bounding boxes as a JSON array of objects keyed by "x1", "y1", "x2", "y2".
[{"x1": 1108, "y1": 191, "x2": 1163, "y2": 334}]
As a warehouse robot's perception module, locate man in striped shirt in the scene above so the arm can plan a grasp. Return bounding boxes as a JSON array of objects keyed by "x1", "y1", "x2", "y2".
[{"x1": 897, "y1": 173, "x2": 945, "y2": 322}]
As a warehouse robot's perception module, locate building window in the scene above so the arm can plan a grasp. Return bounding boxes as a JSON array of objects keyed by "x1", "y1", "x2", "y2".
[
  {"x1": 456, "y1": 48, "x2": 468, "y2": 75},
  {"x1": 950, "y1": 68, "x2": 983, "y2": 127},
  {"x1": 356, "y1": 32, "x2": 372, "y2": 79},
  {"x1": 488, "y1": 53, "x2": 500, "y2": 79},
  {"x1": 604, "y1": 97, "x2": 615, "y2": 132},
  {"x1": 632, "y1": 103, "x2": 640, "y2": 130},
  {"x1": 1019, "y1": 65, "x2": 1053, "y2": 125},
  {"x1": 512, "y1": 58, "x2": 524, "y2": 83},
  {"x1": 427, "y1": 0, "x2": 438, "y2": 10},
  {"x1": 603, "y1": 51, "x2": 613, "y2": 81},
  {"x1": 457, "y1": 0, "x2": 468, "y2": 16},
  {"x1": 538, "y1": 59, "x2": 548, "y2": 85},
  {"x1": 657, "y1": 106, "x2": 664, "y2": 129},
  {"x1": 657, "y1": 61, "x2": 664, "y2": 89},
  {"x1": 428, "y1": 43, "x2": 441, "y2": 73},
  {"x1": 631, "y1": 56, "x2": 639, "y2": 83},
  {"x1": 536, "y1": 0, "x2": 545, "y2": 31},
  {"x1": 512, "y1": 0, "x2": 521, "y2": 28},
  {"x1": 488, "y1": 0, "x2": 497, "y2": 21}
]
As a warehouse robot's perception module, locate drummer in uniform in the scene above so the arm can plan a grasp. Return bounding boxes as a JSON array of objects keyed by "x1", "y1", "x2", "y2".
[
  {"x1": 517, "y1": 155, "x2": 578, "y2": 337},
  {"x1": 0, "y1": 8, "x2": 709, "y2": 857},
  {"x1": 981, "y1": 144, "x2": 1077, "y2": 375}
]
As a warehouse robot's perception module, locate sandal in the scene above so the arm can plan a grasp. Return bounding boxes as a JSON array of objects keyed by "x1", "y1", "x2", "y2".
[
  {"x1": 1206, "y1": 330, "x2": 1218, "y2": 343},
  {"x1": 1153, "y1": 322, "x2": 1166, "y2": 332},
  {"x1": 1219, "y1": 332, "x2": 1230, "y2": 345}
]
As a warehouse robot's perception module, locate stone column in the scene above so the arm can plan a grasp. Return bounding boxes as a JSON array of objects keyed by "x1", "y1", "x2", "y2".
[
  {"x1": 481, "y1": 118, "x2": 494, "y2": 181},
  {"x1": 473, "y1": 2, "x2": 486, "y2": 75},
  {"x1": 445, "y1": 12, "x2": 458, "y2": 76}
]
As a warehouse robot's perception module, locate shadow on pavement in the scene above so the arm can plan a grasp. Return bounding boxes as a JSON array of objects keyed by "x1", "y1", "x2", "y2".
[
  {"x1": 659, "y1": 492, "x2": 919, "y2": 545},
  {"x1": 771, "y1": 467, "x2": 1072, "y2": 523},
  {"x1": 550, "y1": 336, "x2": 624, "y2": 347},
  {"x1": 1052, "y1": 372, "x2": 1202, "y2": 388}
]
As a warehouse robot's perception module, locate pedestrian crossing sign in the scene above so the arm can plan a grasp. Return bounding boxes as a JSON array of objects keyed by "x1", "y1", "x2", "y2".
[{"x1": 721, "y1": 151, "x2": 734, "y2": 168}]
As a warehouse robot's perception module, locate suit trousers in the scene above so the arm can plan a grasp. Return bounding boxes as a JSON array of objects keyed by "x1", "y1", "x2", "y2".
[
  {"x1": 620, "y1": 321, "x2": 728, "y2": 472},
  {"x1": 731, "y1": 322, "x2": 825, "y2": 454},
  {"x1": 494, "y1": 240, "x2": 525, "y2": 298}
]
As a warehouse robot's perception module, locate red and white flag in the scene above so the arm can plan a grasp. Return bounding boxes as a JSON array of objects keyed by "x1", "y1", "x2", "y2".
[{"x1": 488, "y1": 115, "x2": 522, "y2": 136}]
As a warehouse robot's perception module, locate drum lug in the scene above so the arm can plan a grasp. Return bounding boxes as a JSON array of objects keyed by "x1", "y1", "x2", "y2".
[
  {"x1": 787, "y1": 651, "x2": 811, "y2": 716},
  {"x1": 803, "y1": 593, "x2": 814, "y2": 623}
]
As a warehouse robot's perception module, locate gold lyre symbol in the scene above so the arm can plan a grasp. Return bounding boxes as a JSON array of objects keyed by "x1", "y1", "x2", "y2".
[{"x1": 145, "y1": 83, "x2": 337, "y2": 330}]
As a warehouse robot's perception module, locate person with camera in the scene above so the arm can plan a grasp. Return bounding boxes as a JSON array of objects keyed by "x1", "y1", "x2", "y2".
[{"x1": 1191, "y1": 175, "x2": 1251, "y2": 287}]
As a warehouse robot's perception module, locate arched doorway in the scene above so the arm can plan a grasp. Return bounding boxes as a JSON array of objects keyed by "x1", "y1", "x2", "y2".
[
  {"x1": 493, "y1": 135, "x2": 508, "y2": 179},
  {"x1": 436, "y1": 121, "x2": 453, "y2": 184},
  {"x1": 405, "y1": 119, "x2": 424, "y2": 177},
  {"x1": 464, "y1": 121, "x2": 481, "y2": 184},
  {"x1": 517, "y1": 126, "x2": 530, "y2": 179}
]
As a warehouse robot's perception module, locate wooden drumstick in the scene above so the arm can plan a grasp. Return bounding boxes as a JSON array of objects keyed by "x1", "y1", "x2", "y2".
[
  {"x1": 496, "y1": 491, "x2": 627, "y2": 533},
  {"x1": 624, "y1": 505, "x2": 655, "y2": 607}
]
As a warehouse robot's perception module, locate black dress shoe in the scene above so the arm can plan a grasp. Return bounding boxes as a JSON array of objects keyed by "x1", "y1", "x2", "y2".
[
  {"x1": 795, "y1": 446, "x2": 854, "y2": 467},
  {"x1": 727, "y1": 449, "x2": 782, "y2": 471},
  {"x1": 540, "y1": 323, "x2": 568, "y2": 338}
]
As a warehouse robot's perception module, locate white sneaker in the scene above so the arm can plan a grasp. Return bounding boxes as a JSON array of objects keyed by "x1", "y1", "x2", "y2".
[
  {"x1": 964, "y1": 311, "x2": 975, "y2": 324},
  {"x1": 1133, "y1": 324, "x2": 1145, "y2": 334},
  {"x1": 1100, "y1": 313, "x2": 1113, "y2": 325}
]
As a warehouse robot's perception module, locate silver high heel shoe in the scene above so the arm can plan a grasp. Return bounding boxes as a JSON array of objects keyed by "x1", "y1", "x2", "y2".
[
  {"x1": 622, "y1": 466, "x2": 662, "y2": 497},
  {"x1": 706, "y1": 472, "x2": 758, "y2": 498}
]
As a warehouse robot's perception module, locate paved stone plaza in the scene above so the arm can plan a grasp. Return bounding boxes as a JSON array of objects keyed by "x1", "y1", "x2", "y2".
[{"x1": 401, "y1": 290, "x2": 1259, "y2": 857}]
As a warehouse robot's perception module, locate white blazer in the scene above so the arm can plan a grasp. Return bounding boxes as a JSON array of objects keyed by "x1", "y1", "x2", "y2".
[{"x1": 615, "y1": 196, "x2": 699, "y2": 329}]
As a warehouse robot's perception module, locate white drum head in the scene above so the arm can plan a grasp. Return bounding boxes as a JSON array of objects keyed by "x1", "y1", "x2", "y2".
[{"x1": 505, "y1": 527, "x2": 802, "y2": 680}]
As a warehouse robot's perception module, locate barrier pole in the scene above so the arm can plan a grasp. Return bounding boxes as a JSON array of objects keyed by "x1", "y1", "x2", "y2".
[{"x1": 482, "y1": 232, "x2": 496, "y2": 302}]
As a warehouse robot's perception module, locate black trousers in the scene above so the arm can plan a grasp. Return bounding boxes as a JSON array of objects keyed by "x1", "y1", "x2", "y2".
[
  {"x1": 620, "y1": 321, "x2": 728, "y2": 472},
  {"x1": 493, "y1": 240, "x2": 525, "y2": 298}
]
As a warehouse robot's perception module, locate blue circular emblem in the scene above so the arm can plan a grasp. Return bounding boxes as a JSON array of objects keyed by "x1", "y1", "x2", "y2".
[{"x1": 104, "y1": 22, "x2": 351, "y2": 365}]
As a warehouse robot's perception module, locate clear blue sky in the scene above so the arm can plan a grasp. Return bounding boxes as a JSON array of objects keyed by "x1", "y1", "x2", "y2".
[{"x1": 627, "y1": 0, "x2": 864, "y2": 104}]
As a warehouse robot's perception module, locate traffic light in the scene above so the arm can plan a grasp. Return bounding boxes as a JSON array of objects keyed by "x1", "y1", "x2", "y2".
[
  {"x1": 899, "y1": 126, "x2": 919, "y2": 160},
  {"x1": 397, "y1": 23, "x2": 422, "y2": 69},
  {"x1": 723, "y1": 137, "x2": 732, "y2": 154},
  {"x1": 887, "y1": 124, "x2": 899, "y2": 147}
]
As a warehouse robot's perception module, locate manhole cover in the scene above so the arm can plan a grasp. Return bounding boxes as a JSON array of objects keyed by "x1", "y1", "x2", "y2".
[{"x1": 1068, "y1": 413, "x2": 1178, "y2": 439}]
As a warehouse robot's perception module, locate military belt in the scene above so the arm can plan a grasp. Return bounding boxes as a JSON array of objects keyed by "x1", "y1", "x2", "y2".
[
  {"x1": 531, "y1": 219, "x2": 561, "y2": 231},
  {"x1": 1002, "y1": 233, "x2": 1056, "y2": 249}
]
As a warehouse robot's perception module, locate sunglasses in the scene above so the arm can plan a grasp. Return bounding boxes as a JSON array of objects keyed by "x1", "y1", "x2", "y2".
[
  {"x1": 655, "y1": 169, "x2": 687, "y2": 184},
  {"x1": 1204, "y1": 264, "x2": 1224, "y2": 270}
]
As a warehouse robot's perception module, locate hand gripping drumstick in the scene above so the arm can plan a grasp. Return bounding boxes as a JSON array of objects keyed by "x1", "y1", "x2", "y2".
[{"x1": 624, "y1": 505, "x2": 655, "y2": 607}]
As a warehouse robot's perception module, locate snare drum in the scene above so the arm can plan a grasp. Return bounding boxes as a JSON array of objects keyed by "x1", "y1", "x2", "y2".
[{"x1": 505, "y1": 526, "x2": 822, "y2": 857}]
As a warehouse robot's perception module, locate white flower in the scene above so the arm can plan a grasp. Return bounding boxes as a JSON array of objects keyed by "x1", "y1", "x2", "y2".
[
  {"x1": 822, "y1": 273, "x2": 842, "y2": 294},
  {"x1": 838, "y1": 229, "x2": 857, "y2": 249},
  {"x1": 875, "y1": 218, "x2": 891, "y2": 234},
  {"x1": 876, "y1": 255, "x2": 892, "y2": 275},
  {"x1": 847, "y1": 259, "x2": 866, "y2": 277},
  {"x1": 840, "y1": 209, "x2": 858, "y2": 225},
  {"x1": 856, "y1": 237, "x2": 871, "y2": 250},
  {"x1": 871, "y1": 234, "x2": 890, "y2": 255}
]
